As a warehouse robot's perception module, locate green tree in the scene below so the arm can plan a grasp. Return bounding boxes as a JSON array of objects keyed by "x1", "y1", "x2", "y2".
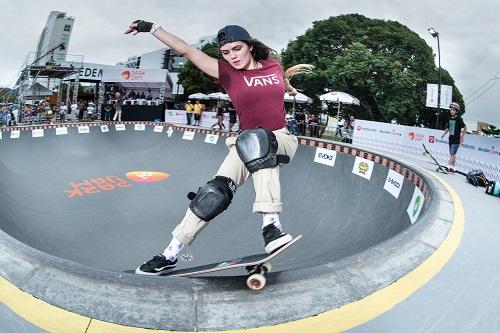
[
  {"x1": 177, "y1": 42, "x2": 223, "y2": 97},
  {"x1": 281, "y1": 14, "x2": 464, "y2": 127}
]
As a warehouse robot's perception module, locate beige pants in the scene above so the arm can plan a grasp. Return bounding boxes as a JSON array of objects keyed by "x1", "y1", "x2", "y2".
[{"x1": 172, "y1": 128, "x2": 298, "y2": 245}]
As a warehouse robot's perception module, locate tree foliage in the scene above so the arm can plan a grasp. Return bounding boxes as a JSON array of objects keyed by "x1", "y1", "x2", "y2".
[
  {"x1": 177, "y1": 42, "x2": 223, "y2": 97},
  {"x1": 281, "y1": 14, "x2": 464, "y2": 127}
]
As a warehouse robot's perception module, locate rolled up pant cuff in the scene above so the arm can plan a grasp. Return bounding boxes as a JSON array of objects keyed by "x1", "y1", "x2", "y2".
[{"x1": 253, "y1": 202, "x2": 282, "y2": 214}]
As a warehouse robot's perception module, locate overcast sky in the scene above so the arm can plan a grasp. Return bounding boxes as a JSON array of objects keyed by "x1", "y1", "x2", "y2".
[{"x1": 1, "y1": 0, "x2": 499, "y2": 128}]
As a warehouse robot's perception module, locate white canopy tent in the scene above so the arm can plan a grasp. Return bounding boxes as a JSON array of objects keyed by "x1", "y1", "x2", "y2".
[
  {"x1": 284, "y1": 92, "x2": 312, "y2": 104},
  {"x1": 188, "y1": 92, "x2": 210, "y2": 100},
  {"x1": 208, "y1": 92, "x2": 231, "y2": 101},
  {"x1": 319, "y1": 91, "x2": 360, "y2": 122}
]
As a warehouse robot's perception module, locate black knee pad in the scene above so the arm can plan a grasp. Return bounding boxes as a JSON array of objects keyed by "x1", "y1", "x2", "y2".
[
  {"x1": 236, "y1": 128, "x2": 289, "y2": 173},
  {"x1": 188, "y1": 176, "x2": 236, "y2": 221}
]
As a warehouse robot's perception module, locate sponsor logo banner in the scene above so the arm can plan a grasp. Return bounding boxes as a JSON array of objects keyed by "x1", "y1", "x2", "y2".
[
  {"x1": 154, "y1": 125, "x2": 164, "y2": 133},
  {"x1": 205, "y1": 134, "x2": 219, "y2": 144},
  {"x1": 352, "y1": 156, "x2": 374, "y2": 180},
  {"x1": 10, "y1": 130, "x2": 20, "y2": 139},
  {"x1": 78, "y1": 126, "x2": 90, "y2": 134},
  {"x1": 353, "y1": 119, "x2": 500, "y2": 181},
  {"x1": 56, "y1": 127, "x2": 68, "y2": 135},
  {"x1": 164, "y1": 109, "x2": 239, "y2": 131},
  {"x1": 134, "y1": 124, "x2": 146, "y2": 131},
  {"x1": 313, "y1": 148, "x2": 337, "y2": 167},
  {"x1": 0, "y1": 131, "x2": 2, "y2": 140},
  {"x1": 407, "y1": 187, "x2": 424, "y2": 224},
  {"x1": 32, "y1": 129, "x2": 44, "y2": 138},
  {"x1": 115, "y1": 124, "x2": 126, "y2": 131},
  {"x1": 126, "y1": 171, "x2": 170, "y2": 183},
  {"x1": 100, "y1": 125, "x2": 109, "y2": 133},
  {"x1": 384, "y1": 169, "x2": 404, "y2": 199},
  {"x1": 182, "y1": 131, "x2": 195, "y2": 141}
]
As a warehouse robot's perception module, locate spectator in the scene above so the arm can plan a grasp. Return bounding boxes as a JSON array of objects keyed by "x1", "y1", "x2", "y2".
[
  {"x1": 86, "y1": 102, "x2": 95, "y2": 121},
  {"x1": 113, "y1": 93, "x2": 123, "y2": 121},
  {"x1": 58, "y1": 102, "x2": 67, "y2": 123},
  {"x1": 184, "y1": 100, "x2": 194, "y2": 125},
  {"x1": 211, "y1": 101, "x2": 226, "y2": 130},
  {"x1": 343, "y1": 115, "x2": 355, "y2": 144},
  {"x1": 193, "y1": 101, "x2": 203, "y2": 126},
  {"x1": 308, "y1": 113, "x2": 319, "y2": 137},
  {"x1": 103, "y1": 101, "x2": 113, "y2": 121},
  {"x1": 228, "y1": 106, "x2": 237, "y2": 132},
  {"x1": 70, "y1": 100, "x2": 79, "y2": 122},
  {"x1": 441, "y1": 102, "x2": 466, "y2": 172}
]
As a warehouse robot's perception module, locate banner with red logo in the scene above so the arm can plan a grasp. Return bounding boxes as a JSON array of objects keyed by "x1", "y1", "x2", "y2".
[
  {"x1": 101, "y1": 69, "x2": 168, "y2": 83},
  {"x1": 353, "y1": 120, "x2": 500, "y2": 181}
]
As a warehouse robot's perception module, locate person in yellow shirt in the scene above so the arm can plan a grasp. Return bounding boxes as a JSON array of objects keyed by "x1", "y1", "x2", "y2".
[
  {"x1": 193, "y1": 100, "x2": 203, "y2": 126},
  {"x1": 184, "y1": 101, "x2": 194, "y2": 125}
]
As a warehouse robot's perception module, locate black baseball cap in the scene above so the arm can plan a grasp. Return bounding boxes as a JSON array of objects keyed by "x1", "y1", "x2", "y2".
[{"x1": 217, "y1": 25, "x2": 251, "y2": 48}]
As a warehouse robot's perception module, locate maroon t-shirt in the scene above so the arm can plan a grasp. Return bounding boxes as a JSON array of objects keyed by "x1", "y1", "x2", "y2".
[{"x1": 217, "y1": 59, "x2": 287, "y2": 131}]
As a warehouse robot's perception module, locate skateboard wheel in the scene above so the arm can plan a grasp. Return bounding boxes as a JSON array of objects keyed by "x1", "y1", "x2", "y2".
[
  {"x1": 262, "y1": 262, "x2": 272, "y2": 273},
  {"x1": 247, "y1": 274, "x2": 266, "y2": 290}
]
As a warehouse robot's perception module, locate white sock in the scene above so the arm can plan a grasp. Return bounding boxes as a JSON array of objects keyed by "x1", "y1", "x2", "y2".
[
  {"x1": 262, "y1": 213, "x2": 282, "y2": 230},
  {"x1": 162, "y1": 237, "x2": 184, "y2": 261}
]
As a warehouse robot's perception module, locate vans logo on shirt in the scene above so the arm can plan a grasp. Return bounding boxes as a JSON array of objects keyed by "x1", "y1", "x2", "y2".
[{"x1": 243, "y1": 74, "x2": 280, "y2": 87}]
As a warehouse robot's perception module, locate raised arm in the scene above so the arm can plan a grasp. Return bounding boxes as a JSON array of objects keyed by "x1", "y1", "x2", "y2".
[{"x1": 125, "y1": 20, "x2": 219, "y2": 79}]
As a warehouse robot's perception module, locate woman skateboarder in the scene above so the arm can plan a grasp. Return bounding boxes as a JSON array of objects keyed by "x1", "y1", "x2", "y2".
[{"x1": 125, "y1": 20, "x2": 312, "y2": 275}]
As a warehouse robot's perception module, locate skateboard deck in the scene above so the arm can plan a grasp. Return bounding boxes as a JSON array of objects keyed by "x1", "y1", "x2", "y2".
[
  {"x1": 129, "y1": 235, "x2": 302, "y2": 290},
  {"x1": 422, "y1": 143, "x2": 450, "y2": 174}
]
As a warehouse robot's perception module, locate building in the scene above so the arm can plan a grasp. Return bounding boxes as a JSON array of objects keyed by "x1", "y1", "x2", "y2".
[{"x1": 35, "y1": 11, "x2": 75, "y2": 65}]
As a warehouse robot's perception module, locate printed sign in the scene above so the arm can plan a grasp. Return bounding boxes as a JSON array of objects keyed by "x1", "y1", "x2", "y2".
[
  {"x1": 154, "y1": 125, "x2": 164, "y2": 133},
  {"x1": 56, "y1": 127, "x2": 68, "y2": 135},
  {"x1": 134, "y1": 124, "x2": 146, "y2": 131},
  {"x1": 182, "y1": 131, "x2": 195, "y2": 140},
  {"x1": 313, "y1": 147, "x2": 337, "y2": 167},
  {"x1": 115, "y1": 124, "x2": 126, "y2": 131},
  {"x1": 10, "y1": 130, "x2": 20, "y2": 139},
  {"x1": 205, "y1": 134, "x2": 219, "y2": 144},
  {"x1": 407, "y1": 187, "x2": 424, "y2": 224},
  {"x1": 0, "y1": 131, "x2": 2, "y2": 139},
  {"x1": 78, "y1": 126, "x2": 90, "y2": 134},
  {"x1": 384, "y1": 169, "x2": 404, "y2": 199},
  {"x1": 426, "y1": 84, "x2": 453, "y2": 109},
  {"x1": 101, "y1": 125, "x2": 109, "y2": 133},
  {"x1": 352, "y1": 156, "x2": 374, "y2": 180},
  {"x1": 32, "y1": 129, "x2": 44, "y2": 138}
]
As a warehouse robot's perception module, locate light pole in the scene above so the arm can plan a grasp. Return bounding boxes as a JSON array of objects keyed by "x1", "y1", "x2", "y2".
[{"x1": 428, "y1": 27, "x2": 441, "y2": 129}]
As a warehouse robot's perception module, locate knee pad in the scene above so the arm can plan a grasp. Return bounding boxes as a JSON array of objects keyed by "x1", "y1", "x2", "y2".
[
  {"x1": 236, "y1": 128, "x2": 289, "y2": 173},
  {"x1": 188, "y1": 176, "x2": 236, "y2": 221}
]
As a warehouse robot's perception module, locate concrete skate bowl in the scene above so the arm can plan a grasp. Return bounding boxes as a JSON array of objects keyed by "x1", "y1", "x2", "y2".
[{"x1": 0, "y1": 123, "x2": 455, "y2": 332}]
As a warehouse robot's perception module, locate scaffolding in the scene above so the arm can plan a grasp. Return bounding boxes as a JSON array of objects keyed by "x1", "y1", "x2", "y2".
[{"x1": 15, "y1": 44, "x2": 83, "y2": 106}]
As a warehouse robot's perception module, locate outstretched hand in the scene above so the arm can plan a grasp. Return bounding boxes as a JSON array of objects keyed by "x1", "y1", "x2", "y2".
[{"x1": 124, "y1": 20, "x2": 154, "y2": 35}]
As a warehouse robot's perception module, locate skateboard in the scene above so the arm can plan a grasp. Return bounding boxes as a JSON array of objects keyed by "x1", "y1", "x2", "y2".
[
  {"x1": 422, "y1": 144, "x2": 450, "y2": 174},
  {"x1": 161, "y1": 235, "x2": 302, "y2": 290}
]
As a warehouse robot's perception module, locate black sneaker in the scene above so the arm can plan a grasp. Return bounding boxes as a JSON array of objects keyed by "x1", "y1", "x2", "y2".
[
  {"x1": 262, "y1": 224, "x2": 293, "y2": 254},
  {"x1": 135, "y1": 254, "x2": 177, "y2": 275}
]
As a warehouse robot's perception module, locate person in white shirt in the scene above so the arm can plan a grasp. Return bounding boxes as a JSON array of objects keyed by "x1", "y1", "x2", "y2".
[{"x1": 70, "y1": 101, "x2": 78, "y2": 122}]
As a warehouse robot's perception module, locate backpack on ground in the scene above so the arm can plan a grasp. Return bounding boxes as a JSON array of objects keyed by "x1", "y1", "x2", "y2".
[
  {"x1": 466, "y1": 169, "x2": 488, "y2": 187},
  {"x1": 485, "y1": 181, "x2": 500, "y2": 197}
]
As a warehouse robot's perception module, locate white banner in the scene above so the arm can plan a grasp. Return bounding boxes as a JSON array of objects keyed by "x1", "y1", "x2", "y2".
[
  {"x1": 352, "y1": 156, "x2": 374, "y2": 180},
  {"x1": 384, "y1": 169, "x2": 405, "y2": 199},
  {"x1": 56, "y1": 127, "x2": 68, "y2": 135},
  {"x1": 353, "y1": 119, "x2": 500, "y2": 181},
  {"x1": 407, "y1": 187, "x2": 425, "y2": 224},
  {"x1": 32, "y1": 129, "x2": 44, "y2": 138},
  {"x1": 102, "y1": 69, "x2": 168, "y2": 83},
  {"x1": 164, "y1": 109, "x2": 239, "y2": 131},
  {"x1": 313, "y1": 147, "x2": 337, "y2": 167},
  {"x1": 426, "y1": 84, "x2": 453, "y2": 109}
]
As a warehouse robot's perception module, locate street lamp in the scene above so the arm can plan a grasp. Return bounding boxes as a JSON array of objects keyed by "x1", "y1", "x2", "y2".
[{"x1": 428, "y1": 27, "x2": 441, "y2": 129}]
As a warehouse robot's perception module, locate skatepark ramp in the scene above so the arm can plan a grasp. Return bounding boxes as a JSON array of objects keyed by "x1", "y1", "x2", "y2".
[{"x1": 0, "y1": 123, "x2": 454, "y2": 332}]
